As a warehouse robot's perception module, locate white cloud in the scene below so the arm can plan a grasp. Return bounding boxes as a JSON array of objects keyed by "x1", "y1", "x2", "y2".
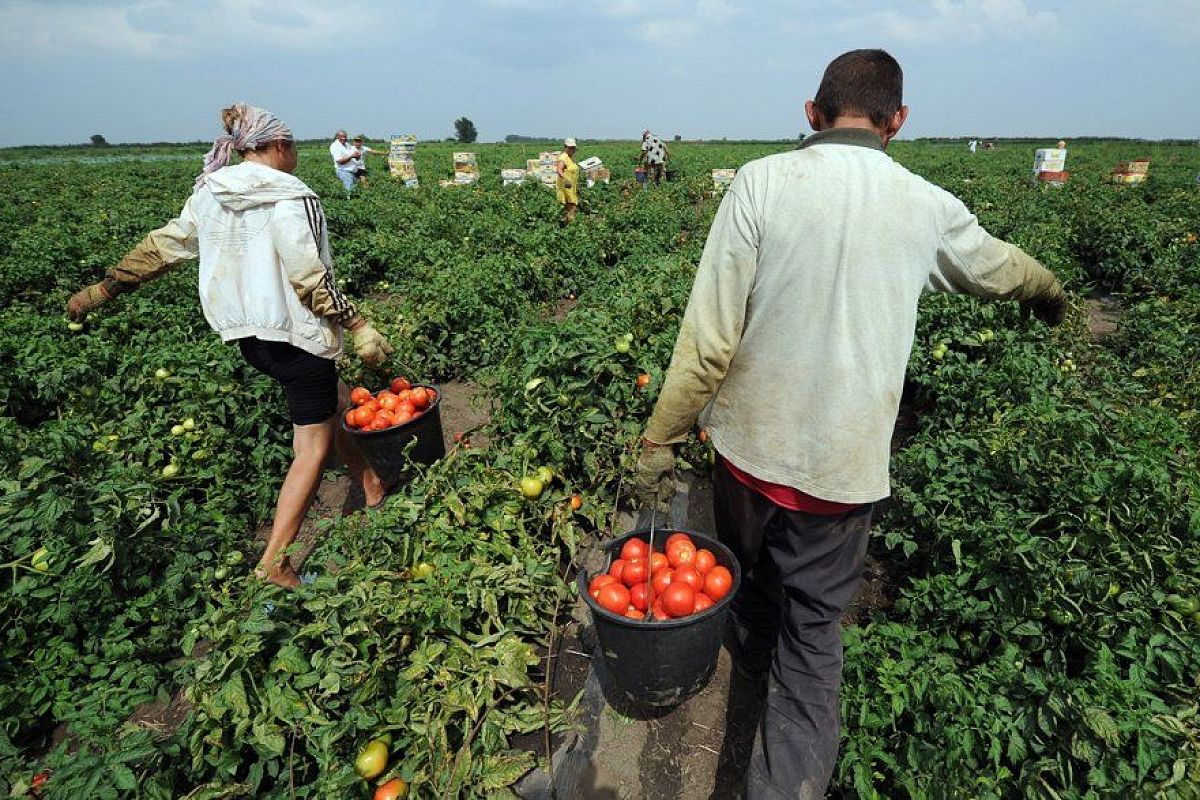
[
  {"x1": 842, "y1": 0, "x2": 1057, "y2": 44},
  {"x1": 0, "y1": 0, "x2": 401, "y2": 58}
]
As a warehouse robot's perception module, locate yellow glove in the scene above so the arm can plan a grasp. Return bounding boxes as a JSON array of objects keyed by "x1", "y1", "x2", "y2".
[
  {"x1": 66, "y1": 282, "x2": 112, "y2": 321},
  {"x1": 1021, "y1": 285, "x2": 1068, "y2": 327},
  {"x1": 349, "y1": 321, "x2": 393, "y2": 366},
  {"x1": 633, "y1": 443, "x2": 675, "y2": 513}
]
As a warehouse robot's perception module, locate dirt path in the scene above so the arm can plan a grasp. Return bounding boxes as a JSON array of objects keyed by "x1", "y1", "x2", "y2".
[{"x1": 1085, "y1": 291, "x2": 1121, "y2": 340}]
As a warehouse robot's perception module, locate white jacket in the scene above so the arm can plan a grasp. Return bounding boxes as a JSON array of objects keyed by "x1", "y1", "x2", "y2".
[
  {"x1": 644, "y1": 128, "x2": 1063, "y2": 503},
  {"x1": 108, "y1": 162, "x2": 355, "y2": 359}
]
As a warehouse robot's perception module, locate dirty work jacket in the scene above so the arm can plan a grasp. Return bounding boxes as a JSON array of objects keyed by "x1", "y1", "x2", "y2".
[
  {"x1": 102, "y1": 161, "x2": 358, "y2": 359},
  {"x1": 643, "y1": 127, "x2": 1064, "y2": 504}
]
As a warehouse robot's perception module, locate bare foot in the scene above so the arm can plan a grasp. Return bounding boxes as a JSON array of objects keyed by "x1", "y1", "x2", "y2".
[
  {"x1": 364, "y1": 475, "x2": 394, "y2": 509},
  {"x1": 255, "y1": 561, "x2": 301, "y2": 588}
]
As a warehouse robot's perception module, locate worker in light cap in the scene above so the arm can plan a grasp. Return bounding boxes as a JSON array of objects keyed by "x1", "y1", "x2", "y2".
[
  {"x1": 640, "y1": 129, "x2": 670, "y2": 185},
  {"x1": 556, "y1": 137, "x2": 580, "y2": 224},
  {"x1": 66, "y1": 102, "x2": 394, "y2": 589}
]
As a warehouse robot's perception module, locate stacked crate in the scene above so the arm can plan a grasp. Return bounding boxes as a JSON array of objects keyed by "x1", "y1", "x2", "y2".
[
  {"x1": 501, "y1": 168, "x2": 526, "y2": 186},
  {"x1": 453, "y1": 152, "x2": 479, "y2": 185},
  {"x1": 388, "y1": 136, "x2": 418, "y2": 187},
  {"x1": 1111, "y1": 159, "x2": 1150, "y2": 186},
  {"x1": 527, "y1": 152, "x2": 560, "y2": 187},
  {"x1": 712, "y1": 169, "x2": 736, "y2": 192},
  {"x1": 1031, "y1": 147, "x2": 1068, "y2": 185},
  {"x1": 578, "y1": 155, "x2": 609, "y2": 187}
]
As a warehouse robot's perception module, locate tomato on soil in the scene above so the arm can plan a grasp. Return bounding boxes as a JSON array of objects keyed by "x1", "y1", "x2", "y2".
[
  {"x1": 704, "y1": 566, "x2": 733, "y2": 601},
  {"x1": 662, "y1": 583, "x2": 697, "y2": 618},
  {"x1": 694, "y1": 549, "x2": 717, "y2": 575},
  {"x1": 596, "y1": 583, "x2": 631, "y2": 614}
]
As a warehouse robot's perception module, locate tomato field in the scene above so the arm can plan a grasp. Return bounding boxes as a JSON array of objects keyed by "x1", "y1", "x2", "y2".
[{"x1": 2, "y1": 138, "x2": 1199, "y2": 798}]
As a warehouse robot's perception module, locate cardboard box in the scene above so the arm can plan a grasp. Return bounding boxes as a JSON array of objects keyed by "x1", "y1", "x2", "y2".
[{"x1": 578, "y1": 156, "x2": 603, "y2": 171}]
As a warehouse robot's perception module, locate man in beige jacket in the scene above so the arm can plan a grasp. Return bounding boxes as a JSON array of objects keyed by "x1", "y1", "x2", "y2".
[{"x1": 633, "y1": 50, "x2": 1066, "y2": 798}]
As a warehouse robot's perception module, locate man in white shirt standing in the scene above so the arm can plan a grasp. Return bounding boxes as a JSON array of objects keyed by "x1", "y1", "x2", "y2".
[
  {"x1": 633, "y1": 49, "x2": 1067, "y2": 798},
  {"x1": 329, "y1": 129, "x2": 360, "y2": 193}
]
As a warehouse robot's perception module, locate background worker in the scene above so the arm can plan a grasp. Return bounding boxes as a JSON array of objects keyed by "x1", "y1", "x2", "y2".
[
  {"x1": 639, "y1": 129, "x2": 670, "y2": 185},
  {"x1": 329, "y1": 129, "x2": 360, "y2": 193},
  {"x1": 351, "y1": 134, "x2": 388, "y2": 186},
  {"x1": 67, "y1": 103, "x2": 395, "y2": 589},
  {"x1": 556, "y1": 137, "x2": 580, "y2": 224},
  {"x1": 632, "y1": 49, "x2": 1067, "y2": 798}
]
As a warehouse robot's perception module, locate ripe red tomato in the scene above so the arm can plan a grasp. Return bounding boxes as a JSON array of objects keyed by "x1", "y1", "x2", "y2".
[
  {"x1": 693, "y1": 549, "x2": 717, "y2": 575},
  {"x1": 635, "y1": 373, "x2": 651, "y2": 389},
  {"x1": 651, "y1": 567, "x2": 674, "y2": 596},
  {"x1": 665, "y1": 532, "x2": 694, "y2": 550},
  {"x1": 390, "y1": 377, "x2": 411, "y2": 393},
  {"x1": 350, "y1": 386, "x2": 372, "y2": 406},
  {"x1": 367, "y1": 416, "x2": 391, "y2": 431},
  {"x1": 621, "y1": 559, "x2": 648, "y2": 587},
  {"x1": 410, "y1": 387, "x2": 431, "y2": 410},
  {"x1": 673, "y1": 565, "x2": 703, "y2": 592},
  {"x1": 694, "y1": 593, "x2": 715, "y2": 613},
  {"x1": 651, "y1": 599, "x2": 666, "y2": 620},
  {"x1": 661, "y1": 583, "x2": 696, "y2": 618},
  {"x1": 629, "y1": 582, "x2": 652, "y2": 611},
  {"x1": 649, "y1": 552, "x2": 669, "y2": 573},
  {"x1": 620, "y1": 538, "x2": 648, "y2": 562},
  {"x1": 375, "y1": 777, "x2": 409, "y2": 800},
  {"x1": 608, "y1": 559, "x2": 626, "y2": 582},
  {"x1": 667, "y1": 541, "x2": 697, "y2": 568},
  {"x1": 623, "y1": 608, "x2": 645, "y2": 620},
  {"x1": 344, "y1": 409, "x2": 361, "y2": 428},
  {"x1": 375, "y1": 410, "x2": 399, "y2": 429},
  {"x1": 377, "y1": 391, "x2": 400, "y2": 411},
  {"x1": 351, "y1": 406, "x2": 375, "y2": 428},
  {"x1": 366, "y1": 398, "x2": 383, "y2": 413},
  {"x1": 596, "y1": 583, "x2": 631, "y2": 614},
  {"x1": 426, "y1": 389, "x2": 438, "y2": 404},
  {"x1": 703, "y1": 566, "x2": 733, "y2": 601},
  {"x1": 589, "y1": 574, "x2": 618, "y2": 599},
  {"x1": 397, "y1": 400, "x2": 417, "y2": 418}
]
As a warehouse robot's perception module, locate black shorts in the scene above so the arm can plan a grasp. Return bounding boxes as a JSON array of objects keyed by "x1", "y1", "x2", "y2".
[
  {"x1": 355, "y1": 168, "x2": 367, "y2": 177},
  {"x1": 238, "y1": 338, "x2": 338, "y2": 425}
]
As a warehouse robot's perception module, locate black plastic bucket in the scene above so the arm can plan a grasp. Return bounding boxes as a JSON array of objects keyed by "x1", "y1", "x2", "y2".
[
  {"x1": 578, "y1": 528, "x2": 742, "y2": 707},
  {"x1": 341, "y1": 385, "x2": 446, "y2": 485}
]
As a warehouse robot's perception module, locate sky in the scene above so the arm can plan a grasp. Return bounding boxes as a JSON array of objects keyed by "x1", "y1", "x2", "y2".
[{"x1": 1, "y1": 0, "x2": 1198, "y2": 147}]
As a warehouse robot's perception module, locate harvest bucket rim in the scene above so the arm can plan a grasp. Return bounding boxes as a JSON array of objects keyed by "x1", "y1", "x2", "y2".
[{"x1": 339, "y1": 383, "x2": 443, "y2": 439}]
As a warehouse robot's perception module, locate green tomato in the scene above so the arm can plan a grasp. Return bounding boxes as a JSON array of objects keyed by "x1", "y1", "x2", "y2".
[
  {"x1": 520, "y1": 476, "x2": 545, "y2": 499},
  {"x1": 182, "y1": 417, "x2": 196, "y2": 431},
  {"x1": 225, "y1": 550, "x2": 245, "y2": 565},
  {"x1": 154, "y1": 367, "x2": 172, "y2": 380},
  {"x1": 930, "y1": 346, "x2": 946, "y2": 361},
  {"x1": 31, "y1": 547, "x2": 50, "y2": 573},
  {"x1": 355, "y1": 738, "x2": 389, "y2": 779},
  {"x1": 1048, "y1": 608, "x2": 1075, "y2": 626},
  {"x1": 161, "y1": 462, "x2": 180, "y2": 479},
  {"x1": 622, "y1": 332, "x2": 634, "y2": 343},
  {"x1": 191, "y1": 449, "x2": 209, "y2": 461},
  {"x1": 614, "y1": 338, "x2": 631, "y2": 354},
  {"x1": 1168, "y1": 594, "x2": 1200, "y2": 615},
  {"x1": 93, "y1": 440, "x2": 109, "y2": 452},
  {"x1": 212, "y1": 566, "x2": 229, "y2": 580},
  {"x1": 67, "y1": 321, "x2": 84, "y2": 332},
  {"x1": 414, "y1": 562, "x2": 435, "y2": 580},
  {"x1": 171, "y1": 424, "x2": 187, "y2": 437},
  {"x1": 536, "y1": 466, "x2": 554, "y2": 484}
]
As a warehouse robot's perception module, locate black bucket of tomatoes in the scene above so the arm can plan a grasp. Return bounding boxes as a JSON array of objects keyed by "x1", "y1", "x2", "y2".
[
  {"x1": 341, "y1": 376, "x2": 446, "y2": 486},
  {"x1": 578, "y1": 528, "x2": 741, "y2": 707}
]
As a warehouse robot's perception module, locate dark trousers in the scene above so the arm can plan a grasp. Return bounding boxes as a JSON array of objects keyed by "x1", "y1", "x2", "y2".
[{"x1": 713, "y1": 462, "x2": 873, "y2": 799}]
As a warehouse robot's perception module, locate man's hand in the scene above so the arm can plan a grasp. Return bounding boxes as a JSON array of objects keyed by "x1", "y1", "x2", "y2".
[
  {"x1": 1021, "y1": 287, "x2": 1068, "y2": 327},
  {"x1": 350, "y1": 321, "x2": 394, "y2": 366},
  {"x1": 66, "y1": 282, "x2": 112, "y2": 321},
  {"x1": 633, "y1": 441, "x2": 675, "y2": 513}
]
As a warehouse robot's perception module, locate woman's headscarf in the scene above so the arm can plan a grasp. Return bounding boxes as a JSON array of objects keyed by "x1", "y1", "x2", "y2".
[{"x1": 195, "y1": 103, "x2": 293, "y2": 189}]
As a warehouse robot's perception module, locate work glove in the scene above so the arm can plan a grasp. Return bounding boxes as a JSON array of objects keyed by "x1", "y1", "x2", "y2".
[
  {"x1": 350, "y1": 322, "x2": 394, "y2": 366},
  {"x1": 633, "y1": 443, "x2": 675, "y2": 514},
  {"x1": 563, "y1": 180, "x2": 573, "y2": 189},
  {"x1": 1020, "y1": 282, "x2": 1068, "y2": 327},
  {"x1": 66, "y1": 282, "x2": 112, "y2": 321}
]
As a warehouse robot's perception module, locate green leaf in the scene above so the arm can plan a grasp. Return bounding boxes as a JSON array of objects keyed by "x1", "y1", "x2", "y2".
[
  {"x1": 1082, "y1": 706, "x2": 1120, "y2": 747},
  {"x1": 479, "y1": 751, "x2": 536, "y2": 790},
  {"x1": 219, "y1": 675, "x2": 249, "y2": 719}
]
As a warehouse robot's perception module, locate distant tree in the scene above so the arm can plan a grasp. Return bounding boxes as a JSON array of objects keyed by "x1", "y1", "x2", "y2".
[
  {"x1": 454, "y1": 117, "x2": 478, "y2": 144},
  {"x1": 674, "y1": 134, "x2": 681, "y2": 141},
  {"x1": 90, "y1": 134, "x2": 109, "y2": 147}
]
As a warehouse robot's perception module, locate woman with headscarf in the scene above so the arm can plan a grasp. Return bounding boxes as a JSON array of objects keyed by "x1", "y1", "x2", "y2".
[
  {"x1": 555, "y1": 137, "x2": 580, "y2": 224},
  {"x1": 66, "y1": 103, "x2": 394, "y2": 588}
]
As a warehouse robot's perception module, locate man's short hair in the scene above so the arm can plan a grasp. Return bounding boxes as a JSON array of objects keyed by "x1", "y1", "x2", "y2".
[{"x1": 813, "y1": 49, "x2": 903, "y2": 128}]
